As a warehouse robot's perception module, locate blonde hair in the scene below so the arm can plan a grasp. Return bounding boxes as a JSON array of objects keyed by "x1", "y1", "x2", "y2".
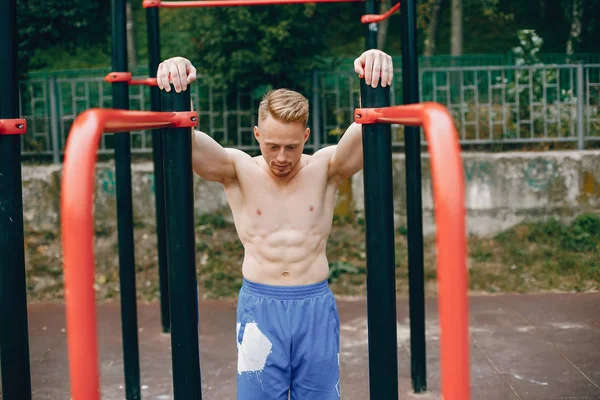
[{"x1": 258, "y1": 89, "x2": 309, "y2": 127}]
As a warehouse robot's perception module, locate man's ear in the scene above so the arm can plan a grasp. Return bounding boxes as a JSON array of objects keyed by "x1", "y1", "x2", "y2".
[
  {"x1": 253, "y1": 126, "x2": 260, "y2": 142},
  {"x1": 304, "y1": 127, "x2": 310, "y2": 143}
]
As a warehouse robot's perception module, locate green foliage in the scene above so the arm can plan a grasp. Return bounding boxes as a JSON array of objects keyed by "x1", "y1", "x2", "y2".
[
  {"x1": 562, "y1": 213, "x2": 600, "y2": 252},
  {"x1": 512, "y1": 29, "x2": 544, "y2": 65},
  {"x1": 496, "y1": 213, "x2": 600, "y2": 253},
  {"x1": 192, "y1": 5, "x2": 343, "y2": 93},
  {"x1": 18, "y1": 0, "x2": 110, "y2": 72},
  {"x1": 196, "y1": 212, "x2": 230, "y2": 229},
  {"x1": 328, "y1": 261, "x2": 365, "y2": 283}
]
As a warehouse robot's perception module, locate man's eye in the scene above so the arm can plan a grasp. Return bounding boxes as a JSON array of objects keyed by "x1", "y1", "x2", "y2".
[{"x1": 287, "y1": 146, "x2": 295, "y2": 150}]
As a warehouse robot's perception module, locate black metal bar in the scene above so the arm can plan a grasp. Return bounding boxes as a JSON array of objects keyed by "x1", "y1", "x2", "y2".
[
  {"x1": 0, "y1": 1, "x2": 32, "y2": 398},
  {"x1": 400, "y1": 0, "x2": 427, "y2": 392},
  {"x1": 360, "y1": 82, "x2": 399, "y2": 399},
  {"x1": 146, "y1": 3, "x2": 171, "y2": 334},
  {"x1": 163, "y1": 88, "x2": 202, "y2": 399},
  {"x1": 112, "y1": 0, "x2": 141, "y2": 398},
  {"x1": 362, "y1": 1, "x2": 399, "y2": 398},
  {"x1": 364, "y1": 0, "x2": 378, "y2": 49}
]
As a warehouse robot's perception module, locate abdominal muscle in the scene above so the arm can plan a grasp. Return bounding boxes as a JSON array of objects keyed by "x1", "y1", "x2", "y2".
[{"x1": 238, "y1": 225, "x2": 331, "y2": 286}]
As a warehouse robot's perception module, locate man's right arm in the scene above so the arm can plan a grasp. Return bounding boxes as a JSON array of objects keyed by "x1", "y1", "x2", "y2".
[
  {"x1": 191, "y1": 129, "x2": 238, "y2": 184},
  {"x1": 155, "y1": 56, "x2": 240, "y2": 184}
]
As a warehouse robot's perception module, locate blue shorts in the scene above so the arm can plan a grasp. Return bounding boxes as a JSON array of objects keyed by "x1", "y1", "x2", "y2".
[{"x1": 236, "y1": 278, "x2": 341, "y2": 400}]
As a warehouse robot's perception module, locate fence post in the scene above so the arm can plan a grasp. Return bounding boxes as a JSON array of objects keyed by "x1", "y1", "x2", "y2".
[
  {"x1": 49, "y1": 75, "x2": 61, "y2": 163},
  {"x1": 576, "y1": 62, "x2": 585, "y2": 150},
  {"x1": 311, "y1": 70, "x2": 321, "y2": 152}
]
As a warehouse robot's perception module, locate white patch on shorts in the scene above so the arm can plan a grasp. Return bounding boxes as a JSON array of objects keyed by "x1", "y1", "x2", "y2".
[{"x1": 236, "y1": 322, "x2": 273, "y2": 374}]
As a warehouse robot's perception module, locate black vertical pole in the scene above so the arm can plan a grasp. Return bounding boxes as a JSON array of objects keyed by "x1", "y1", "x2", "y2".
[
  {"x1": 112, "y1": 0, "x2": 141, "y2": 398},
  {"x1": 146, "y1": 3, "x2": 170, "y2": 334},
  {"x1": 163, "y1": 88, "x2": 202, "y2": 399},
  {"x1": 362, "y1": 1, "x2": 399, "y2": 398},
  {"x1": 364, "y1": 0, "x2": 378, "y2": 49},
  {"x1": 360, "y1": 84, "x2": 399, "y2": 400},
  {"x1": 0, "y1": 1, "x2": 32, "y2": 399},
  {"x1": 400, "y1": 0, "x2": 427, "y2": 392}
]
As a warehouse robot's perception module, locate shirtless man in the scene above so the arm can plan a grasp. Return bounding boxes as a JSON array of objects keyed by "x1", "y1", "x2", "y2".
[{"x1": 156, "y1": 49, "x2": 393, "y2": 400}]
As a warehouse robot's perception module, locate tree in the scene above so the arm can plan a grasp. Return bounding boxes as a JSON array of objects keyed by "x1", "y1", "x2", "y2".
[
  {"x1": 376, "y1": 0, "x2": 392, "y2": 51},
  {"x1": 451, "y1": 0, "x2": 462, "y2": 55},
  {"x1": 565, "y1": 0, "x2": 584, "y2": 55},
  {"x1": 17, "y1": 0, "x2": 110, "y2": 73},
  {"x1": 422, "y1": 0, "x2": 443, "y2": 56},
  {"x1": 183, "y1": 4, "x2": 363, "y2": 94}
]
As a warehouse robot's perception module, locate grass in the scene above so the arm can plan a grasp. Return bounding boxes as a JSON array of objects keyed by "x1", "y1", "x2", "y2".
[
  {"x1": 467, "y1": 213, "x2": 600, "y2": 294},
  {"x1": 23, "y1": 212, "x2": 600, "y2": 302}
]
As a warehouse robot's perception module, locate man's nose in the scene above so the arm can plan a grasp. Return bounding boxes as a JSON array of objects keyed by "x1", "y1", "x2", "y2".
[{"x1": 277, "y1": 150, "x2": 286, "y2": 162}]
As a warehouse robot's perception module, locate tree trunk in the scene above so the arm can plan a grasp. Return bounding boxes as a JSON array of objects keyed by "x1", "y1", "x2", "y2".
[
  {"x1": 377, "y1": 0, "x2": 392, "y2": 51},
  {"x1": 126, "y1": 1, "x2": 138, "y2": 70},
  {"x1": 566, "y1": 0, "x2": 583, "y2": 55},
  {"x1": 424, "y1": 0, "x2": 443, "y2": 56},
  {"x1": 451, "y1": 0, "x2": 463, "y2": 55}
]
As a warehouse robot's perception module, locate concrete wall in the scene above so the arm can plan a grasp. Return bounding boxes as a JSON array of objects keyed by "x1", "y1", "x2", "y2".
[{"x1": 21, "y1": 150, "x2": 600, "y2": 236}]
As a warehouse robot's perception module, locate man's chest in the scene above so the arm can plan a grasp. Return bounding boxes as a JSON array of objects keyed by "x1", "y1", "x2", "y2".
[{"x1": 229, "y1": 172, "x2": 335, "y2": 229}]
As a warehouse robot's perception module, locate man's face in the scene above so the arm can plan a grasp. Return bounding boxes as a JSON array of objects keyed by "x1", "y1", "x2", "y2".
[{"x1": 254, "y1": 115, "x2": 309, "y2": 177}]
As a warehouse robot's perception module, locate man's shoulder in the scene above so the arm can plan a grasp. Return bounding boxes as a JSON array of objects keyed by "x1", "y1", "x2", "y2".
[{"x1": 308, "y1": 145, "x2": 336, "y2": 163}]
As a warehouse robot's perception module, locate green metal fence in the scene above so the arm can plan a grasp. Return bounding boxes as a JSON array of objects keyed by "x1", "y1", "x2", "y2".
[{"x1": 18, "y1": 54, "x2": 600, "y2": 160}]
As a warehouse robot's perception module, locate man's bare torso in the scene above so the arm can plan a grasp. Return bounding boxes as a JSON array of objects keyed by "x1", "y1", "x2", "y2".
[{"x1": 223, "y1": 152, "x2": 337, "y2": 286}]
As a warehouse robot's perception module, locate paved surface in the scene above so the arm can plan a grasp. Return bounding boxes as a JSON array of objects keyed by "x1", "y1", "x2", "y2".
[{"x1": 5, "y1": 292, "x2": 600, "y2": 399}]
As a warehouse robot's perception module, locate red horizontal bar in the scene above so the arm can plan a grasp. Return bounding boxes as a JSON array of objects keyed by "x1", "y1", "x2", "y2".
[
  {"x1": 354, "y1": 104, "x2": 422, "y2": 125},
  {"x1": 130, "y1": 78, "x2": 158, "y2": 86},
  {"x1": 0, "y1": 119, "x2": 27, "y2": 135},
  {"x1": 361, "y1": 2, "x2": 399, "y2": 23},
  {"x1": 104, "y1": 72, "x2": 132, "y2": 83},
  {"x1": 144, "y1": 0, "x2": 362, "y2": 7},
  {"x1": 105, "y1": 72, "x2": 158, "y2": 87}
]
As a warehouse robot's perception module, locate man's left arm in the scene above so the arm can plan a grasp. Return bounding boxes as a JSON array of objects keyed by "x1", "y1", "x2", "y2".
[{"x1": 326, "y1": 123, "x2": 364, "y2": 181}]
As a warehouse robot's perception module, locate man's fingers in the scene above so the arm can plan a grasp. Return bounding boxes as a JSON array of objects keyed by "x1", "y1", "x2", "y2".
[
  {"x1": 187, "y1": 63, "x2": 197, "y2": 84},
  {"x1": 371, "y1": 58, "x2": 381, "y2": 88},
  {"x1": 176, "y1": 62, "x2": 188, "y2": 92},
  {"x1": 169, "y1": 63, "x2": 183, "y2": 92},
  {"x1": 364, "y1": 52, "x2": 374, "y2": 85},
  {"x1": 354, "y1": 58, "x2": 365, "y2": 78},
  {"x1": 156, "y1": 57, "x2": 197, "y2": 92},
  {"x1": 387, "y1": 55, "x2": 394, "y2": 86},
  {"x1": 157, "y1": 63, "x2": 170, "y2": 91},
  {"x1": 156, "y1": 64, "x2": 164, "y2": 90},
  {"x1": 380, "y1": 55, "x2": 393, "y2": 87}
]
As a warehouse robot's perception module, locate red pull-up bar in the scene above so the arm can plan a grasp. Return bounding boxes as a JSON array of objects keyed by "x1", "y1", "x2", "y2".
[
  {"x1": 354, "y1": 102, "x2": 471, "y2": 400},
  {"x1": 360, "y1": 2, "x2": 400, "y2": 24},
  {"x1": 105, "y1": 72, "x2": 158, "y2": 87},
  {"x1": 144, "y1": 0, "x2": 361, "y2": 7},
  {"x1": 60, "y1": 109, "x2": 197, "y2": 400},
  {"x1": 0, "y1": 119, "x2": 27, "y2": 135},
  {"x1": 361, "y1": 1, "x2": 399, "y2": 23}
]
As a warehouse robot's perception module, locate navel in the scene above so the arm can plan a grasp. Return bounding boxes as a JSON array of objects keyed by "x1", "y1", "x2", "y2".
[
  {"x1": 282, "y1": 271, "x2": 290, "y2": 277},
  {"x1": 256, "y1": 209, "x2": 262, "y2": 216},
  {"x1": 309, "y1": 205, "x2": 314, "y2": 212}
]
